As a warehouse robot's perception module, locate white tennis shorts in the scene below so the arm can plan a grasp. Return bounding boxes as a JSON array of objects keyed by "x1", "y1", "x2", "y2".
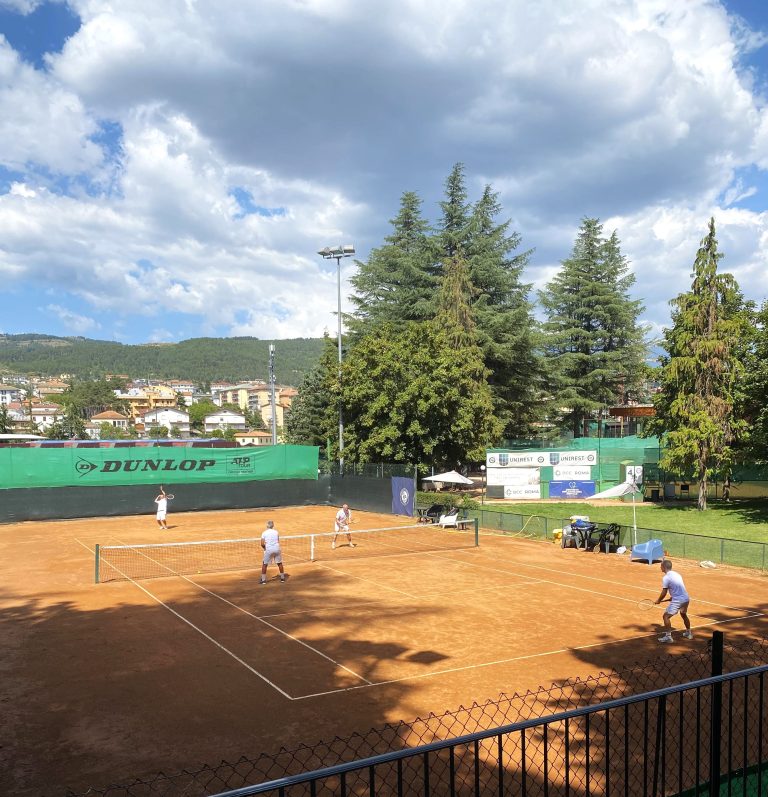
[
  {"x1": 263, "y1": 547, "x2": 282, "y2": 565},
  {"x1": 665, "y1": 600, "x2": 689, "y2": 616},
  {"x1": 335, "y1": 522, "x2": 349, "y2": 533},
  {"x1": 156, "y1": 509, "x2": 167, "y2": 520}
]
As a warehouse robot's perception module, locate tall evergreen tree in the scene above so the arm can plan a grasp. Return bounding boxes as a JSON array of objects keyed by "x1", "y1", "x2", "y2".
[
  {"x1": 465, "y1": 185, "x2": 539, "y2": 437},
  {"x1": 434, "y1": 251, "x2": 476, "y2": 348},
  {"x1": 646, "y1": 218, "x2": 750, "y2": 510},
  {"x1": 438, "y1": 163, "x2": 472, "y2": 259},
  {"x1": 743, "y1": 300, "x2": 768, "y2": 462},
  {"x1": 539, "y1": 218, "x2": 647, "y2": 437},
  {"x1": 348, "y1": 192, "x2": 436, "y2": 335}
]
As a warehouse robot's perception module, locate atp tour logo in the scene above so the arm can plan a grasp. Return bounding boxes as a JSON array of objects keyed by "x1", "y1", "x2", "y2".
[
  {"x1": 74, "y1": 457, "x2": 216, "y2": 477},
  {"x1": 399, "y1": 487, "x2": 410, "y2": 506}
]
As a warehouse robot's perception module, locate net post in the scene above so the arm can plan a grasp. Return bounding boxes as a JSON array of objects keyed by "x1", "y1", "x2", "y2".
[
  {"x1": 473, "y1": 517, "x2": 479, "y2": 546},
  {"x1": 94, "y1": 544, "x2": 100, "y2": 584},
  {"x1": 310, "y1": 534, "x2": 315, "y2": 562}
]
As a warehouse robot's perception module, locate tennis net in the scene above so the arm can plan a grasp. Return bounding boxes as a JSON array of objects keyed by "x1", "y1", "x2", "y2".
[{"x1": 95, "y1": 521, "x2": 479, "y2": 582}]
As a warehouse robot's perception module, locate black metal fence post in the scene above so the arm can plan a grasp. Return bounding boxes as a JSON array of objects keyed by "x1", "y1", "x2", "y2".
[{"x1": 710, "y1": 631, "x2": 724, "y2": 797}]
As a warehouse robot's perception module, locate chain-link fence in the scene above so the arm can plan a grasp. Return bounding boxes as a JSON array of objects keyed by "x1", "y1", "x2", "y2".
[
  {"x1": 65, "y1": 637, "x2": 768, "y2": 797},
  {"x1": 474, "y1": 509, "x2": 768, "y2": 571}
]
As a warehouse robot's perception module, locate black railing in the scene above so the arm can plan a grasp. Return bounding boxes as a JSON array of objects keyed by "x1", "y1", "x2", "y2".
[{"x1": 212, "y1": 663, "x2": 768, "y2": 797}]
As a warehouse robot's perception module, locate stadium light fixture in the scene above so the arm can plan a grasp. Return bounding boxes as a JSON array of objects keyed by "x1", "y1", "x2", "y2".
[{"x1": 317, "y1": 243, "x2": 356, "y2": 473}]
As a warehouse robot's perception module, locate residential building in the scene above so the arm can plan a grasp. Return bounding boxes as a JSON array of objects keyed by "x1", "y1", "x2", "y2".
[
  {"x1": 30, "y1": 404, "x2": 63, "y2": 432},
  {"x1": 91, "y1": 410, "x2": 131, "y2": 430},
  {"x1": 0, "y1": 384, "x2": 20, "y2": 405},
  {"x1": 114, "y1": 386, "x2": 178, "y2": 419},
  {"x1": 234, "y1": 429, "x2": 274, "y2": 446},
  {"x1": 203, "y1": 409, "x2": 247, "y2": 434},
  {"x1": 140, "y1": 407, "x2": 191, "y2": 437},
  {"x1": 36, "y1": 378, "x2": 69, "y2": 396}
]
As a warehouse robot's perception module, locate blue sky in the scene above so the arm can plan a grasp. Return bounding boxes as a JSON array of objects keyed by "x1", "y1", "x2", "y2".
[{"x1": 1, "y1": 0, "x2": 768, "y2": 345}]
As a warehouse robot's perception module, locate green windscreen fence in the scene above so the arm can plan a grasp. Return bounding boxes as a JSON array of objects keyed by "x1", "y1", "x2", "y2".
[{"x1": 0, "y1": 445, "x2": 319, "y2": 489}]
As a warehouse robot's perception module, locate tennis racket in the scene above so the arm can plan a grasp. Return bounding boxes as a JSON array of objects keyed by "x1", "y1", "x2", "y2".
[
  {"x1": 639, "y1": 598, "x2": 656, "y2": 611},
  {"x1": 166, "y1": 494, "x2": 175, "y2": 500}
]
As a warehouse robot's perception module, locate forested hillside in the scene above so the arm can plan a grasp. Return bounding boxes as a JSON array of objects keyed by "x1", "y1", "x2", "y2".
[{"x1": 0, "y1": 334, "x2": 324, "y2": 385}]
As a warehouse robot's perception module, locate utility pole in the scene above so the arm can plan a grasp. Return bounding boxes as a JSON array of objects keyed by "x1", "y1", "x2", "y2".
[{"x1": 269, "y1": 343, "x2": 278, "y2": 445}]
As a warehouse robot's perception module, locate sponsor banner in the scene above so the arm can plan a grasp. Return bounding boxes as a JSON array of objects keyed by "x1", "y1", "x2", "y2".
[
  {"x1": 552, "y1": 465, "x2": 592, "y2": 481},
  {"x1": 548, "y1": 480, "x2": 596, "y2": 499},
  {"x1": 503, "y1": 484, "x2": 542, "y2": 499},
  {"x1": 487, "y1": 467, "x2": 540, "y2": 487},
  {"x1": 487, "y1": 450, "x2": 597, "y2": 468},
  {"x1": 0, "y1": 445, "x2": 319, "y2": 489},
  {"x1": 391, "y1": 476, "x2": 415, "y2": 517}
]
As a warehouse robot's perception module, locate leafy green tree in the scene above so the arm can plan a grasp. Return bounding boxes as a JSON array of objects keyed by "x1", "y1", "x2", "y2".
[
  {"x1": 0, "y1": 404, "x2": 12, "y2": 433},
  {"x1": 645, "y1": 218, "x2": 750, "y2": 510},
  {"x1": 539, "y1": 218, "x2": 647, "y2": 436},
  {"x1": 742, "y1": 300, "x2": 768, "y2": 462},
  {"x1": 223, "y1": 427, "x2": 237, "y2": 443},
  {"x1": 188, "y1": 400, "x2": 219, "y2": 432},
  {"x1": 46, "y1": 406, "x2": 87, "y2": 439},
  {"x1": 285, "y1": 335, "x2": 338, "y2": 455},
  {"x1": 52, "y1": 378, "x2": 129, "y2": 418},
  {"x1": 147, "y1": 425, "x2": 169, "y2": 439},
  {"x1": 341, "y1": 320, "x2": 501, "y2": 468},
  {"x1": 170, "y1": 424, "x2": 184, "y2": 438},
  {"x1": 349, "y1": 191, "x2": 436, "y2": 333}
]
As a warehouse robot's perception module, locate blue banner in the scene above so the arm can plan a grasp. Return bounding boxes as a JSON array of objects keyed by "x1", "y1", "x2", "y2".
[
  {"x1": 549, "y1": 480, "x2": 596, "y2": 499},
  {"x1": 391, "y1": 476, "x2": 415, "y2": 516}
]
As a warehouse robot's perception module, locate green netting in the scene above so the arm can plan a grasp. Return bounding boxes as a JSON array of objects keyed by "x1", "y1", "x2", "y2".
[{"x1": 0, "y1": 445, "x2": 319, "y2": 489}]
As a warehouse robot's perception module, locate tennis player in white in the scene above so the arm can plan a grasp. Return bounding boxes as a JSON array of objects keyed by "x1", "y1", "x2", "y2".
[
  {"x1": 154, "y1": 489, "x2": 169, "y2": 530},
  {"x1": 260, "y1": 520, "x2": 286, "y2": 584},
  {"x1": 654, "y1": 559, "x2": 692, "y2": 642},
  {"x1": 332, "y1": 503, "x2": 355, "y2": 549}
]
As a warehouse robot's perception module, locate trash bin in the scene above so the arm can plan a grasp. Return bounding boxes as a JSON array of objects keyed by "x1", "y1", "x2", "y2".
[{"x1": 552, "y1": 528, "x2": 563, "y2": 544}]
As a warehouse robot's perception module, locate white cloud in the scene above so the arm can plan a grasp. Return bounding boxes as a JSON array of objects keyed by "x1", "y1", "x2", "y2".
[
  {"x1": 43, "y1": 304, "x2": 101, "y2": 334},
  {"x1": 0, "y1": 0, "x2": 767, "y2": 345}
]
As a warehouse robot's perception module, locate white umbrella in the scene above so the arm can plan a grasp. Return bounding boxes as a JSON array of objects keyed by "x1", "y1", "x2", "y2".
[
  {"x1": 422, "y1": 470, "x2": 474, "y2": 486},
  {"x1": 589, "y1": 479, "x2": 642, "y2": 545}
]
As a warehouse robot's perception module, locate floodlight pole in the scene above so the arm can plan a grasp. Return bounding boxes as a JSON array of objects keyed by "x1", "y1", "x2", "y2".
[
  {"x1": 317, "y1": 244, "x2": 355, "y2": 475},
  {"x1": 480, "y1": 465, "x2": 486, "y2": 505},
  {"x1": 269, "y1": 343, "x2": 277, "y2": 446}
]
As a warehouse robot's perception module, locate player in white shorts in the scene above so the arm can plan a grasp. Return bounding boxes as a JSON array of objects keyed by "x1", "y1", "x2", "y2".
[
  {"x1": 654, "y1": 559, "x2": 692, "y2": 643},
  {"x1": 154, "y1": 489, "x2": 169, "y2": 530},
  {"x1": 260, "y1": 520, "x2": 286, "y2": 584},
  {"x1": 332, "y1": 504, "x2": 355, "y2": 549}
]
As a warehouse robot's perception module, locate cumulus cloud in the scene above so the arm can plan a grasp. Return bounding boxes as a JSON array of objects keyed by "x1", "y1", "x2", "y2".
[
  {"x1": 44, "y1": 303, "x2": 100, "y2": 334},
  {"x1": 0, "y1": 0, "x2": 767, "y2": 345}
]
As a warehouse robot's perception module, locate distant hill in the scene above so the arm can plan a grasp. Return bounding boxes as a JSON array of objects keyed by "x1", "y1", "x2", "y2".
[{"x1": 0, "y1": 334, "x2": 325, "y2": 386}]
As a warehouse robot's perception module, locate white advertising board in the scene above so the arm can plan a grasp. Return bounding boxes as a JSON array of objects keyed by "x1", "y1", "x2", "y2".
[
  {"x1": 487, "y1": 467, "x2": 540, "y2": 487},
  {"x1": 487, "y1": 450, "x2": 597, "y2": 468},
  {"x1": 626, "y1": 465, "x2": 644, "y2": 485},
  {"x1": 552, "y1": 465, "x2": 592, "y2": 480},
  {"x1": 503, "y1": 485, "x2": 542, "y2": 499}
]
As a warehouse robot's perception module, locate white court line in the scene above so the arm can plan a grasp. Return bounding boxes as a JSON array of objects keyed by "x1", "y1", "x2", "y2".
[
  {"x1": 74, "y1": 538, "x2": 297, "y2": 699},
  {"x1": 481, "y1": 536, "x2": 753, "y2": 613},
  {"x1": 293, "y1": 611, "x2": 765, "y2": 700}
]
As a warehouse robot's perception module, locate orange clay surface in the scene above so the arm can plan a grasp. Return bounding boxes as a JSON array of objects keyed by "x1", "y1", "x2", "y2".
[{"x1": 1, "y1": 504, "x2": 766, "y2": 795}]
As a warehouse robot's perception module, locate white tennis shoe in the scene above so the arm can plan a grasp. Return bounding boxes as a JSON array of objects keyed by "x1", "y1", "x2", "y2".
[
  {"x1": 682, "y1": 630, "x2": 693, "y2": 639},
  {"x1": 331, "y1": 541, "x2": 336, "y2": 549},
  {"x1": 658, "y1": 633, "x2": 673, "y2": 643},
  {"x1": 349, "y1": 543, "x2": 356, "y2": 548}
]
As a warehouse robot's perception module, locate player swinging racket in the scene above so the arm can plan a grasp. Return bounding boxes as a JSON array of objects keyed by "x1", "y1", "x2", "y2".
[
  {"x1": 655, "y1": 559, "x2": 693, "y2": 643},
  {"x1": 332, "y1": 503, "x2": 355, "y2": 549},
  {"x1": 260, "y1": 520, "x2": 286, "y2": 584},
  {"x1": 154, "y1": 487, "x2": 170, "y2": 530}
]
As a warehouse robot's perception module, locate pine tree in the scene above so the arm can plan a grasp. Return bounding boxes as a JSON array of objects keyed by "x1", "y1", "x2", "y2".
[
  {"x1": 465, "y1": 185, "x2": 539, "y2": 437},
  {"x1": 646, "y1": 218, "x2": 750, "y2": 510},
  {"x1": 539, "y1": 218, "x2": 647, "y2": 436},
  {"x1": 743, "y1": 300, "x2": 768, "y2": 461},
  {"x1": 348, "y1": 192, "x2": 436, "y2": 335},
  {"x1": 434, "y1": 251, "x2": 476, "y2": 348}
]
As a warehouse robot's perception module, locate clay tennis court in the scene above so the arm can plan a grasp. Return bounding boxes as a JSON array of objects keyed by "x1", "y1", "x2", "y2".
[{"x1": 1, "y1": 504, "x2": 766, "y2": 796}]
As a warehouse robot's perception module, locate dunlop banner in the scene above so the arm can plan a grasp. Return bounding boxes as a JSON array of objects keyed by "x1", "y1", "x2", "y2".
[{"x1": 0, "y1": 445, "x2": 319, "y2": 489}]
